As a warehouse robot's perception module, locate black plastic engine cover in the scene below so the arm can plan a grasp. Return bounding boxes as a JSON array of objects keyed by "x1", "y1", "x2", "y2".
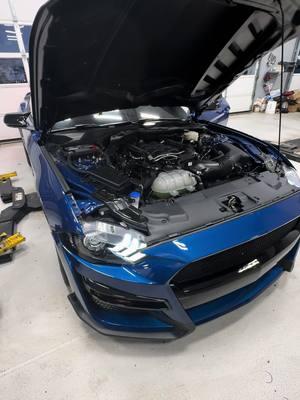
[{"x1": 90, "y1": 166, "x2": 133, "y2": 194}]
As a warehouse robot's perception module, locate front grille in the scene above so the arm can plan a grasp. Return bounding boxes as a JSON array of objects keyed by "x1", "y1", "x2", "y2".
[{"x1": 171, "y1": 219, "x2": 299, "y2": 295}]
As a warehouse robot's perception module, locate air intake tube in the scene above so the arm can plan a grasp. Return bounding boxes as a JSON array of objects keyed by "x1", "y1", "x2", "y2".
[{"x1": 195, "y1": 143, "x2": 252, "y2": 182}]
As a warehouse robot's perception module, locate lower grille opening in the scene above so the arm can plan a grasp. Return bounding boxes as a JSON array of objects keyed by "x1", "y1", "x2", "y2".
[
  {"x1": 82, "y1": 277, "x2": 168, "y2": 311},
  {"x1": 171, "y1": 219, "x2": 300, "y2": 296}
]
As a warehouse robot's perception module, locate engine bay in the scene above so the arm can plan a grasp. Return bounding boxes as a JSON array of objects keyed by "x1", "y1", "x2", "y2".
[
  {"x1": 58, "y1": 126, "x2": 268, "y2": 202},
  {"x1": 47, "y1": 123, "x2": 296, "y2": 242}
]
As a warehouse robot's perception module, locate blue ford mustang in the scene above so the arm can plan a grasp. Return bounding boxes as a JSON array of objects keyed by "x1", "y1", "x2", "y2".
[{"x1": 4, "y1": 0, "x2": 300, "y2": 339}]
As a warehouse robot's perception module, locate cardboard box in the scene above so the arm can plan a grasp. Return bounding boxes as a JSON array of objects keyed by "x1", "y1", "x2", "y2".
[
  {"x1": 288, "y1": 104, "x2": 300, "y2": 112},
  {"x1": 252, "y1": 97, "x2": 267, "y2": 112},
  {"x1": 289, "y1": 89, "x2": 300, "y2": 101}
]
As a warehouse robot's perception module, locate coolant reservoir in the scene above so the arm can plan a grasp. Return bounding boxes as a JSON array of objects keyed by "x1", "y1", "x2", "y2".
[
  {"x1": 151, "y1": 169, "x2": 197, "y2": 198},
  {"x1": 184, "y1": 131, "x2": 199, "y2": 142}
]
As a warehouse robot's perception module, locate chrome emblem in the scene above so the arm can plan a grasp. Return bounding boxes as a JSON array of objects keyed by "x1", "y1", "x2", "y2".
[{"x1": 238, "y1": 258, "x2": 260, "y2": 273}]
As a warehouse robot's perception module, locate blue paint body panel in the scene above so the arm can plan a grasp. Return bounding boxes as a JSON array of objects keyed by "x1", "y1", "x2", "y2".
[
  {"x1": 27, "y1": 133, "x2": 83, "y2": 235},
  {"x1": 195, "y1": 97, "x2": 230, "y2": 126},
  {"x1": 54, "y1": 193, "x2": 300, "y2": 338}
]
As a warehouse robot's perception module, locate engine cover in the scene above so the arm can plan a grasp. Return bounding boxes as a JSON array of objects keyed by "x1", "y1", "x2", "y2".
[{"x1": 151, "y1": 169, "x2": 197, "y2": 198}]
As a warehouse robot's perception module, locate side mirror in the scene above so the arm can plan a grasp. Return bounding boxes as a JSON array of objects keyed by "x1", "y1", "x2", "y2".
[{"x1": 4, "y1": 112, "x2": 30, "y2": 128}]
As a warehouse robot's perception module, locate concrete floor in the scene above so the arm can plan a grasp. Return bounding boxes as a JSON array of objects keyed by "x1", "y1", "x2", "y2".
[
  {"x1": 227, "y1": 112, "x2": 300, "y2": 142},
  {"x1": 0, "y1": 112, "x2": 300, "y2": 400}
]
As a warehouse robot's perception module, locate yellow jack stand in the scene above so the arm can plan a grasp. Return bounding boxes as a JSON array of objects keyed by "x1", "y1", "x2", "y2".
[
  {"x1": 0, "y1": 172, "x2": 17, "y2": 182},
  {"x1": 0, "y1": 232, "x2": 25, "y2": 255}
]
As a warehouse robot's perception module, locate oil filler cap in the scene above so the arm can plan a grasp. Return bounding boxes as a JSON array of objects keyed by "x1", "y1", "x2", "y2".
[{"x1": 224, "y1": 195, "x2": 243, "y2": 213}]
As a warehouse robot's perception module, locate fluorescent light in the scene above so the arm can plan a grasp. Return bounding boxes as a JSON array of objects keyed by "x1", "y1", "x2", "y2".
[
  {"x1": 140, "y1": 112, "x2": 159, "y2": 119},
  {"x1": 143, "y1": 121, "x2": 156, "y2": 126},
  {"x1": 93, "y1": 113, "x2": 123, "y2": 121}
]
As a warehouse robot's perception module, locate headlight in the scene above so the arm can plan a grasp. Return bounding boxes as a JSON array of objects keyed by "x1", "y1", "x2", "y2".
[
  {"x1": 82, "y1": 221, "x2": 147, "y2": 263},
  {"x1": 283, "y1": 166, "x2": 300, "y2": 188}
]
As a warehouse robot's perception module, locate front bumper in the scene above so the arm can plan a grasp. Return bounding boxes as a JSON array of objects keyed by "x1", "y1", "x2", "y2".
[
  {"x1": 68, "y1": 266, "x2": 284, "y2": 340},
  {"x1": 57, "y1": 194, "x2": 300, "y2": 340}
]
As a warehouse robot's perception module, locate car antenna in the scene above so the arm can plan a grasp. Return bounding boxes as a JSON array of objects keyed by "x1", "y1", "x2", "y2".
[{"x1": 277, "y1": 0, "x2": 285, "y2": 155}]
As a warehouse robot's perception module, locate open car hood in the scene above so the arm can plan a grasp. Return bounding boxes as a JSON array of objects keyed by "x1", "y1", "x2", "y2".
[{"x1": 29, "y1": 0, "x2": 300, "y2": 131}]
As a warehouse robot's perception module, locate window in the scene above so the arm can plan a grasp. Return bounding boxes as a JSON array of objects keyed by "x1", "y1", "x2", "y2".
[
  {"x1": 19, "y1": 25, "x2": 32, "y2": 52},
  {"x1": 0, "y1": 23, "x2": 19, "y2": 53},
  {"x1": 0, "y1": 58, "x2": 27, "y2": 83},
  {"x1": 0, "y1": 22, "x2": 31, "y2": 85}
]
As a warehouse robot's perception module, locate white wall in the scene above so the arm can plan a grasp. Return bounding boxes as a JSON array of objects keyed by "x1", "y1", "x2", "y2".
[
  {"x1": 290, "y1": 74, "x2": 300, "y2": 90},
  {"x1": 0, "y1": 83, "x2": 29, "y2": 140},
  {"x1": 0, "y1": 0, "x2": 12, "y2": 20},
  {"x1": 225, "y1": 74, "x2": 257, "y2": 113},
  {"x1": 12, "y1": 0, "x2": 46, "y2": 22}
]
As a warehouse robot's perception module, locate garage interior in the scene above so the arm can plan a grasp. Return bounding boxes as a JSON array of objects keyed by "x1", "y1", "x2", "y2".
[{"x1": 1, "y1": 1, "x2": 300, "y2": 399}]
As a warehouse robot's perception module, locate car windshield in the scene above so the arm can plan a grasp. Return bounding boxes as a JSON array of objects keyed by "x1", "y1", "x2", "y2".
[{"x1": 52, "y1": 106, "x2": 190, "y2": 131}]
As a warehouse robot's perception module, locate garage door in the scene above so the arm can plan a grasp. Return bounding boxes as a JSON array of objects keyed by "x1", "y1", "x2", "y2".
[{"x1": 224, "y1": 63, "x2": 258, "y2": 113}]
